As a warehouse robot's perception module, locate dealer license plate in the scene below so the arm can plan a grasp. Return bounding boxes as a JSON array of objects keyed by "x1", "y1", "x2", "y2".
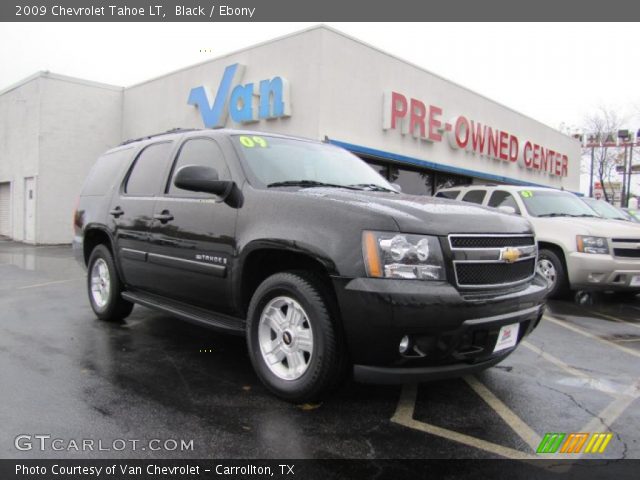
[
  {"x1": 493, "y1": 323, "x2": 519, "y2": 353},
  {"x1": 630, "y1": 275, "x2": 640, "y2": 287}
]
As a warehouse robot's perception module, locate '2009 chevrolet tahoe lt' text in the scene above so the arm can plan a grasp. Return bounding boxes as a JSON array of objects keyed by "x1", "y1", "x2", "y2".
[{"x1": 73, "y1": 129, "x2": 548, "y2": 402}]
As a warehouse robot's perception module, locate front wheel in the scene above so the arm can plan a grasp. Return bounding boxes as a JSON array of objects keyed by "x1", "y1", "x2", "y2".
[
  {"x1": 537, "y1": 249, "x2": 569, "y2": 299},
  {"x1": 87, "y1": 244, "x2": 133, "y2": 322},
  {"x1": 246, "y1": 272, "x2": 346, "y2": 403}
]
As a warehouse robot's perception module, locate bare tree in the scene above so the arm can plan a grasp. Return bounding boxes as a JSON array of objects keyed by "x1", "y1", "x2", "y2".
[{"x1": 582, "y1": 107, "x2": 627, "y2": 202}]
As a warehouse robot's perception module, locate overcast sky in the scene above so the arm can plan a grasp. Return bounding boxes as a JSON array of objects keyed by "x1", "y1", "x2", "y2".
[{"x1": 1, "y1": 22, "x2": 639, "y2": 132}]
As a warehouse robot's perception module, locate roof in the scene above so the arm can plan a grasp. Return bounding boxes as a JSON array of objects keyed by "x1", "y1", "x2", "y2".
[{"x1": 0, "y1": 71, "x2": 123, "y2": 97}]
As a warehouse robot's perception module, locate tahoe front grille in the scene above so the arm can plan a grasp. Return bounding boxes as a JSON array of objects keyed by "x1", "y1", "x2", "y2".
[
  {"x1": 611, "y1": 238, "x2": 640, "y2": 258},
  {"x1": 450, "y1": 236, "x2": 535, "y2": 248},
  {"x1": 455, "y1": 259, "x2": 536, "y2": 286},
  {"x1": 449, "y1": 234, "x2": 537, "y2": 289},
  {"x1": 613, "y1": 248, "x2": 640, "y2": 258}
]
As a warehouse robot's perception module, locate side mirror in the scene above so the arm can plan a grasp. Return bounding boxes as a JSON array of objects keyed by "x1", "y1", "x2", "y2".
[
  {"x1": 173, "y1": 165, "x2": 243, "y2": 207},
  {"x1": 498, "y1": 206, "x2": 516, "y2": 215}
]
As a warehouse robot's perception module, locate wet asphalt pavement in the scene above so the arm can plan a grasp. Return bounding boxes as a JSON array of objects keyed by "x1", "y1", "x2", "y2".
[{"x1": 1, "y1": 240, "x2": 639, "y2": 460}]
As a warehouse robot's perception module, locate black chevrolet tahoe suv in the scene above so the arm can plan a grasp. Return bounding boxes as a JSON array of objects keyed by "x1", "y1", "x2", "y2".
[{"x1": 73, "y1": 128, "x2": 548, "y2": 402}]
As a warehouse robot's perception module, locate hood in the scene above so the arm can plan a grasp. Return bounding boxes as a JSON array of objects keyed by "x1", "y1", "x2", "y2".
[
  {"x1": 297, "y1": 188, "x2": 533, "y2": 236},
  {"x1": 533, "y1": 216, "x2": 640, "y2": 237}
]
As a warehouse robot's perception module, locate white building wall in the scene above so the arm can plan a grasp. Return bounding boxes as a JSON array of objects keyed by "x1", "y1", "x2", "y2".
[
  {"x1": 123, "y1": 27, "x2": 326, "y2": 141},
  {"x1": 37, "y1": 75, "x2": 123, "y2": 244},
  {"x1": 314, "y1": 28, "x2": 581, "y2": 191},
  {"x1": 0, "y1": 76, "x2": 41, "y2": 241}
]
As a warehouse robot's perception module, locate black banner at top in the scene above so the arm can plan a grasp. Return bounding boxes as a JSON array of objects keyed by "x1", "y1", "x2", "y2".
[{"x1": 2, "y1": 0, "x2": 640, "y2": 21}]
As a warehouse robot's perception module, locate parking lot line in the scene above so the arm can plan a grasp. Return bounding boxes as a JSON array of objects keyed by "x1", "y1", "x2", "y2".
[
  {"x1": 571, "y1": 381, "x2": 640, "y2": 459},
  {"x1": 15, "y1": 278, "x2": 84, "y2": 290},
  {"x1": 391, "y1": 384, "x2": 538, "y2": 460},
  {"x1": 522, "y1": 341, "x2": 591, "y2": 380},
  {"x1": 590, "y1": 311, "x2": 640, "y2": 330},
  {"x1": 543, "y1": 315, "x2": 640, "y2": 359},
  {"x1": 464, "y1": 375, "x2": 542, "y2": 451}
]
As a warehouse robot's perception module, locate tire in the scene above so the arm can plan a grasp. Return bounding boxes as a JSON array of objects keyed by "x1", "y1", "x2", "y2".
[
  {"x1": 246, "y1": 271, "x2": 346, "y2": 403},
  {"x1": 537, "y1": 248, "x2": 569, "y2": 299},
  {"x1": 87, "y1": 244, "x2": 133, "y2": 322}
]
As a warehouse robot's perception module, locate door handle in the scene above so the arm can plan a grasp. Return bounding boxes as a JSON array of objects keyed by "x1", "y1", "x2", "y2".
[
  {"x1": 154, "y1": 210, "x2": 174, "y2": 223},
  {"x1": 109, "y1": 207, "x2": 124, "y2": 218}
]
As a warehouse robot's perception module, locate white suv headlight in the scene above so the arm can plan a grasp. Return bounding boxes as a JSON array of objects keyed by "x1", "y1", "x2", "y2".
[
  {"x1": 577, "y1": 235, "x2": 610, "y2": 255},
  {"x1": 363, "y1": 231, "x2": 446, "y2": 280}
]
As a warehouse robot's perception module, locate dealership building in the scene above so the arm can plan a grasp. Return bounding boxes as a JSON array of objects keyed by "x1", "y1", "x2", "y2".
[{"x1": 0, "y1": 25, "x2": 580, "y2": 244}]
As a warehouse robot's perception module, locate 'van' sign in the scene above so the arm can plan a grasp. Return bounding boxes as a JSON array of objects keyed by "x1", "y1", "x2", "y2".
[{"x1": 188, "y1": 64, "x2": 291, "y2": 127}]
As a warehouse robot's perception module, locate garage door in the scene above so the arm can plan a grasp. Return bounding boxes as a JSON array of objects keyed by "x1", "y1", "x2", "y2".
[{"x1": 0, "y1": 182, "x2": 10, "y2": 237}]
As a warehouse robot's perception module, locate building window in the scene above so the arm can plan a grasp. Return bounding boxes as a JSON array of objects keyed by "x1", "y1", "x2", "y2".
[
  {"x1": 434, "y1": 172, "x2": 472, "y2": 191},
  {"x1": 361, "y1": 155, "x2": 471, "y2": 197}
]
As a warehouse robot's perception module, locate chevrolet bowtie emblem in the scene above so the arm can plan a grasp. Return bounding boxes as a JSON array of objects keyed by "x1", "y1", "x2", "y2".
[{"x1": 501, "y1": 247, "x2": 522, "y2": 263}]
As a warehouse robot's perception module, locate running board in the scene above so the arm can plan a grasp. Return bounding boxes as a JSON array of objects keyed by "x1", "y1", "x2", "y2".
[{"x1": 122, "y1": 291, "x2": 245, "y2": 335}]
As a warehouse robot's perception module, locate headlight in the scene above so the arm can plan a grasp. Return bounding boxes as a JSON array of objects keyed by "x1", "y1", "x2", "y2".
[
  {"x1": 576, "y1": 235, "x2": 609, "y2": 254},
  {"x1": 362, "y1": 231, "x2": 445, "y2": 280}
]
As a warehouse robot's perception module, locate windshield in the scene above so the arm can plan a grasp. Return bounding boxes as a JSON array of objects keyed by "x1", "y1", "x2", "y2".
[
  {"x1": 518, "y1": 189, "x2": 600, "y2": 218},
  {"x1": 582, "y1": 198, "x2": 629, "y2": 221},
  {"x1": 232, "y1": 135, "x2": 395, "y2": 191}
]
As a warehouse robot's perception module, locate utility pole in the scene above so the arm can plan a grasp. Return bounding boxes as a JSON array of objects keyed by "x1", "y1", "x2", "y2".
[
  {"x1": 589, "y1": 146, "x2": 595, "y2": 197},
  {"x1": 621, "y1": 144, "x2": 628, "y2": 207},
  {"x1": 626, "y1": 145, "x2": 634, "y2": 208}
]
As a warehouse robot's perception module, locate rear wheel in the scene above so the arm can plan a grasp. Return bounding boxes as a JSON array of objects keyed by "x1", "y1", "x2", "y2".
[
  {"x1": 246, "y1": 271, "x2": 346, "y2": 403},
  {"x1": 87, "y1": 244, "x2": 133, "y2": 322},
  {"x1": 537, "y1": 248, "x2": 569, "y2": 299}
]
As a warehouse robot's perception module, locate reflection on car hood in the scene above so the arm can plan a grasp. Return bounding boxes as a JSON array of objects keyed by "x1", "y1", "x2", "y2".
[
  {"x1": 298, "y1": 188, "x2": 533, "y2": 236},
  {"x1": 532, "y1": 216, "x2": 640, "y2": 236}
]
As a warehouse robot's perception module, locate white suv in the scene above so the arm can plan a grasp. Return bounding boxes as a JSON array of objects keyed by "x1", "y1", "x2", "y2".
[{"x1": 435, "y1": 185, "x2": 640, "y2": 298}]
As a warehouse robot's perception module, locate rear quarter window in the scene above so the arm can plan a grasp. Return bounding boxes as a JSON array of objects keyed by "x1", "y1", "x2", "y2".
[
  {"x1": 435, "y1": 190, "x2": 460, "y2": 199},
  {"x1": 461, "y1": 190, "x2": 487, "y2": 204},
  {"x1": 81, "y1": 148, "x2": 134, "y2": 196},
  {"x1": 125, "y1": 142, "x2": 174, "y2": 196}
]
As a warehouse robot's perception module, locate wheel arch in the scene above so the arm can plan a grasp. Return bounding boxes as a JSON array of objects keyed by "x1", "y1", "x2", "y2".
[{"x1": 236, "y1": 242, "x2": 339, "y2": 319}]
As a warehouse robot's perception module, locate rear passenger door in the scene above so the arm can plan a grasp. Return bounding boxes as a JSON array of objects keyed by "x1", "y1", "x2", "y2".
[
  {"x1": 146, "y1": 137, "x2": 237, "y2": 312},
  {"x1": 110, "y1": 141, "x2": 175, "y2": 290}
]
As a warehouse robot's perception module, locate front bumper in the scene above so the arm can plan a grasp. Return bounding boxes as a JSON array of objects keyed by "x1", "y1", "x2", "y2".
[
  {"x1": 332, "y1": 275, "x2": 548, "y2": 382},
  {"x1": 566, "y1": 252, "x2": 640, "y2": 291}
]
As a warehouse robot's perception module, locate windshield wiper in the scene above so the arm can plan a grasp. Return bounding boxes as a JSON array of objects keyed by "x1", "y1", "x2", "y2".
[
  {"x1": 538, "y1": 213, "x2": 599, "y2": 218},
  {"x1": 348, "y1": 183, "x2": 398, "y2": 193},
  {"x1": 266, "y1": 180, "x2": 359, "y2": 190}
]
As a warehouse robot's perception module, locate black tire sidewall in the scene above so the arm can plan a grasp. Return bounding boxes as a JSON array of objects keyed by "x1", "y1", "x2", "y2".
[
  {"x1": 247, "y1": 273, "x2": 338, "y2": 402},
  {"x1": 87, "y1": 245, "x2": 125, "y2": 320}
]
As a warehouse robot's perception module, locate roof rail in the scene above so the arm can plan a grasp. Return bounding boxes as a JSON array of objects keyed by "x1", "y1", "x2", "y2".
[{"x1": 119, "y1": 128, "x2": 201, "y2": 146}]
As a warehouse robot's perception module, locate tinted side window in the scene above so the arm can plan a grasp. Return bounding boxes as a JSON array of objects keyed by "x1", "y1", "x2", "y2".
[
  {"x1": 82, "y1": 148, "x2": 134, "y2": 196},
  {"x1": 462, "y1": 190, "x2": 487, "y2": 204},
  {"x1": 435, "y1": 191, "x2": 460, "y2": 199},
  {"x1": 125, "y1": 142, "x2": 174, "y2": 196},
  {"x1": 168, "y1": 138, "x2": 231, "y2": 196},
  {"x1": 488, "y1": 191, "x2": 521, "y2": 214}
]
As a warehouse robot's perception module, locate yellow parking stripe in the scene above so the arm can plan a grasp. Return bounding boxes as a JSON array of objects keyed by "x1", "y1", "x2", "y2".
[
  {"x1": 591, "y1": 311, "x2": 640, "y2": 330},
  {"x1": 543, "y1": 315, "x2": 640, "y2": 359},
  {"x1": 464, "y1": 375, "x2": 541, "y2": 451},
  {"x1": 391, "y1": 384, "x2": 538, "y2": 460}
]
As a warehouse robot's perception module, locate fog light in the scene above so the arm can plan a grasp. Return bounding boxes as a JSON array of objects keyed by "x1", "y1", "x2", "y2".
[{"x1": 399, "y1": 335, "x2": 410, "y2": 354}]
